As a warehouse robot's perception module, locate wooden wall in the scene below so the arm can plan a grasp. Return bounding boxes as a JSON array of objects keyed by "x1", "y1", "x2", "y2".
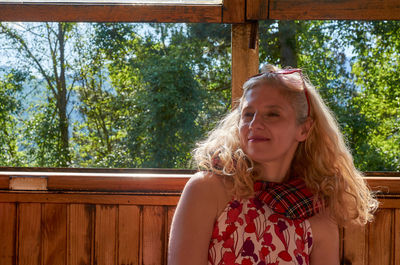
[
  {"x1": 0, "y1": 171, "x2": 399, "y2": 265},
  {"x1": 0, "y1": 199, "x2": 177, "y2": 265},
  {"x1": 341, "y1": 202, "x2": 400, "y2": 265}
]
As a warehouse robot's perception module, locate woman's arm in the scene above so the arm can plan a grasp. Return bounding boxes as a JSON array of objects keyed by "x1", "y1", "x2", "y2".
[
  {"x1": 309, "y1": 210, "x2": 340, "y2": 265},
  {"x1": 168, "y1": 172, "x2": 226, "y2": 265}
]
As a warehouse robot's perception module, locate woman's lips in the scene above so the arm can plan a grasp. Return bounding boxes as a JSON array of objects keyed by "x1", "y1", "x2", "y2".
[{"x1": 248, "y1": 137, "x2": 269, "y2": 142}]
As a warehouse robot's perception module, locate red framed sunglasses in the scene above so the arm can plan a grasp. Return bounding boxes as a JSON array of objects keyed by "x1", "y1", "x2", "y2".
[{"x1": 248, "y1": 69, "x2": 311, "y2": 117}]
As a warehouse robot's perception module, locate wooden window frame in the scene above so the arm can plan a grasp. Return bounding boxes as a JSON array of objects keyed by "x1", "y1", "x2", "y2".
[{"x1": 1, "y1": 0, "x2": 399, "y2": 23}]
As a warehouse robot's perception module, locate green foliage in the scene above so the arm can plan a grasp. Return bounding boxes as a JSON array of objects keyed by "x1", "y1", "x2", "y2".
[
  {"x1": 21, "y1": 100, "x2": 63, "y2": 166},
  {"x1": 0, "y1": 22, "x2": 80, "y2": 167},
  {"x1": 128, "y1": 51, "x2": 204, "y2": 168},
  {"x1": 0, "y1": 21, "x2": 398, "y2": 170},
  {"x1": 90, "y1": 23, "x2": 213, "y2": 168},
  {"x1": 350, "y1": 21, "x2": 400, "y2": 170},
  {"x1": 0, "y1": 70, "x2": 26, "y2": 165}
]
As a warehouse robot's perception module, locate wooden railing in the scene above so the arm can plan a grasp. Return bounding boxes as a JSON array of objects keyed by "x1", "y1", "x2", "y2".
[{"x1": 0, "y1": 169, "x2": 399, "y2": 265}]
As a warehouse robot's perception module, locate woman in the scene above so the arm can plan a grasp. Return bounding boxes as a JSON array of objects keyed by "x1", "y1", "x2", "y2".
[{"x1": 168, "y1": 65, "x2": 378, "y2": 265}]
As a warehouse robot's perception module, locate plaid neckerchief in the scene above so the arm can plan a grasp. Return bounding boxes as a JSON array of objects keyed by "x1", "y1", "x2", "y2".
[{"x1": 254, "y1": 177, "x2": 320, "y2": 220}]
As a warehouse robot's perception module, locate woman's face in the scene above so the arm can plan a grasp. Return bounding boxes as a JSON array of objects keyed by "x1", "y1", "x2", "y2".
[{"x1": 239, "y1": 85, "x2": 307, "y2": 166}]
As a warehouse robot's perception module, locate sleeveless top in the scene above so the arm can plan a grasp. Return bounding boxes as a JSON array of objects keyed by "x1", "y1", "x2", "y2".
[{"x1": 208, "y1": 179, "x2": 315, "y2": 265}]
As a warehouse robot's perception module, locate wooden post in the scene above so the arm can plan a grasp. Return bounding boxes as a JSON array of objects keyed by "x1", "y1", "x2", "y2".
[
  {"x1": 231, "y1": 22, "x2": 259, "y2": 108},
  {"x1": 247, "y1": 0, "x2": 268, "y2": 20}
]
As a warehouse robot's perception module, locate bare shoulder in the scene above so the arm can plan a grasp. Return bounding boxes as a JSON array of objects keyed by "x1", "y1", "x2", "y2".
[
  {"x1": 185, "y1": 171, "x2": 228, "y2": 192},
  {"x1": 184, "y1": 171, "x2": 233, "y2": 214},
  {"x1": 308, "y1": 209, "x2": 340, "y2": 265},
  {"x1": 168, "y1": 172, "x2": 232, "y2": 265},
  {"x1": 308, "y1": 209, "x2": 338, "y2": 239}
]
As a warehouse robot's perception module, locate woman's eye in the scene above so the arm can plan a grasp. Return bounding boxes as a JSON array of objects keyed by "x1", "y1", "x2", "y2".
[
  {"x1": 266, "y1": 112, "x2": 279, "y2": 117},
  {"x1": 242, "y1": 112, "x2": 254, "y2": 119}
]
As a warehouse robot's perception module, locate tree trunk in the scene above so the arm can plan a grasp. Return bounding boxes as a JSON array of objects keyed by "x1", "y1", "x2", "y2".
[
  {"x1": 278, "y1": 21, "x2": 297, "y2": 68},
  {"x1": 57, "y1": 23, "x2": 70, "y2": 166}
]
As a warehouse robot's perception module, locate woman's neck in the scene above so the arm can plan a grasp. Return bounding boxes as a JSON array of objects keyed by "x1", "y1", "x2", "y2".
[{"x1": 257, "y1": 160, "x2": 292, "y2": 183}]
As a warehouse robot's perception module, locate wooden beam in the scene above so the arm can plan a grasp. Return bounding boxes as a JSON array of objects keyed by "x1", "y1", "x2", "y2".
[
  {"x1": 0, "y1": 166, "x2": 196, "y2": 174},
  {"x1": 0, "y1": 192, "x2": 181, "y2": 205},
  {"x1": 231, "y1": 22, "x2": 259, "y2": 108},
  {"x1": 47, "y1": 175, "x2": 189, "y2": 192},
  {"x1": 0, "y1": 171, "x2": 190, "y2": 192},
  {"x1": 0, "y1": 4, "x2": 222, "y2": 23},
  {"x1": 269, "y1": 0, "x2": 400, "y2": 20},
  {"x1": 366, "y1": 177, "x2": 400, "y2": 195},
  {"x1": 2, "y1": 171, "x2": 399, "y2": 193},
  {"x1": 378, "y1": 198, "x2": 400, "y2": 209},
  {"x1": 342, "y1": 222, "x2": 367, "y2": 264},
  {"x1": 395, "y1": 209, "x2": 400, "y2": 265},
  {"x1": 246, "y1": 0, "x2": 268, "y2": 20},
  {"x1": 222, "y1": 0, "x2": 245, "y2": 23},
  {"x1": 0, "y1": 175, "x2": 9, "y2": 190},
  {"x1": 1, "y1": 0, "x2": 399, "y2": 23}
]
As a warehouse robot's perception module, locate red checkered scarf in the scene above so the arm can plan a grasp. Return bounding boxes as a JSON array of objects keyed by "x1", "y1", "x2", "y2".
[{"x1": 254, "y1": 177, "x2": 321, "y2": 220}]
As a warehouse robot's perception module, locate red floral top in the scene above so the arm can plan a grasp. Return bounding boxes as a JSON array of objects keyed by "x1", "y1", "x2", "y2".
[{"x1": 208, "y1": 191, "x2": 313, "y2": 265}]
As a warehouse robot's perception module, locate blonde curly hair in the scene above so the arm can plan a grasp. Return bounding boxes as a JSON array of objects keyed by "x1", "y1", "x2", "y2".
[{"x1": 193, "y1": 64, "x2": 378, "y2": 227}]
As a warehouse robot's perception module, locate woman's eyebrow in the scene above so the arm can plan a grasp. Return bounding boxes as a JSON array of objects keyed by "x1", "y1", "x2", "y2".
[
  {"x1": 242, "y1": 104, "x2": 284, "y2": 110},
  {"x1": 262, "y1": 105, "x2": 284, "y2": 110}
]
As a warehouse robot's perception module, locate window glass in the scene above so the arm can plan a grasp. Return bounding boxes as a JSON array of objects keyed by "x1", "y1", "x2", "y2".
[
  {"x1": 0, "y1": 22, "x2": 231, "y2": 168},
  {"x1": 1, "y1": 20, "x2": 399, "y2": 171}
]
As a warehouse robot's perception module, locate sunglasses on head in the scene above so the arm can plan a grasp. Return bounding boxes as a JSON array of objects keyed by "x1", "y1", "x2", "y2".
[{"x1": 248, "y1": 68, "x2": 311, "y2": 117}]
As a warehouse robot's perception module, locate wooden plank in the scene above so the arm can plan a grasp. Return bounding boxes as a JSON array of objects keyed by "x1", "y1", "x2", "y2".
[
  {"x1": 0, "y1": 167, "x2": 196, "y2": 174},
  {"x1": 118, "y1": 205, "x2": 140, "y2": 265},
  {"x1": 165, "y1": 206, "x2": 176, "y2": 265},
  {"x1": 0, "y1": 203, "x2": 16, "y2": 265},
  {"x1": 68, "y1": 204, "x2": 93, "y2": 265},
  {"x1": 9, "y1": 176, "x2": 47, "y2": 191},
  {"x1": 366, "y1": 177, "x2": 400, "y2": 194},
  {"x1": 269, "y1": 0, "x2": 400, "y2": 20},
  {"x1": 166, "y1": 207, "x2": 176, "y2": 244},
  {"x1": 43, "y1": 204, "x2": 67, "y2": 265},
  {"x1": 0, "y1": 175, "x2": 9, "y2": 189},
  {"x1": 94, "y1": 205, "x2": 117, "y2": 265},
  {"x1": 246, "y1": 0, "x2": 268, "y2": 20},
  {"x1": 0, "y1": 168, "x2": 394, "y2": 175},
  {"x1": 18, "y1": 203, "x2": 42, "y2": 265},
  {"x1": 231, "y1": 22, "x2": 259, "y2": 107},
  {"x1": 368, "y1": 209, "x2": 392, "y2": 265},
  {"x1": 142, "y1": 206, "x2": 165, "y2": 265},
  {"x1": 222, "y1": 0, "x2": 245, "y2": 23},
  {"x1": 47, "y1": 175, "x2": 189, "y2": 192},
  {"x1": 0, "y1": 192, "x2": 181, "y2": 206},
  {"x1": 365, "y1": 172, "x2": 400, "y2": 177},
  {"x1": 2, "y1": 171, "x2": 397, "y2": 194},
  {"x1": 378, "y1": 198, "x2": 400, "y2": 209},
  {"x1": 0, "y1": 4, "x2": 222, "y2": 23},
  {"x1": 342, "y1": 222, "x2": 367, "y2": 265},
  {"x1": 394, "y1": 209, "x2": 400, "y2": 265}
]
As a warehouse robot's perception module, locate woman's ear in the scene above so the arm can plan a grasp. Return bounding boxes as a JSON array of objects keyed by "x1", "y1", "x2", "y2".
[{"x1": 297, "y1": 117, "x2": 313, "y2": 142}]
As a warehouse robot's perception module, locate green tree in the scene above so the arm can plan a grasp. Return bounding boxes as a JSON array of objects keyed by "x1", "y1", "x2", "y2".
[
  {"x1": 1, "y1": 21, "x2": 398, "y2": 171},
  {"x1": 185, "y1": 23, "x2": 232, "y2": 132},
  {"x1": 0, "y1": 69, "x2": 26, "y2": 165},
  {"x1": 93, "y1": 23, "x2": 207, "y2": 168},
  {"x1": 0, "y1": 22, "x2": 77, "y2": 166},
  {"x1": 349, "y1": 21, "x2": 400, "y2": 170},
  {"x1": 69, "y1": 24, "x2": 129, "y2": 167}
]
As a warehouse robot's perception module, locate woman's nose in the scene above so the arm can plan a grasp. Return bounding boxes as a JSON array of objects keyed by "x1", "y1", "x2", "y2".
[{"x1": 249, "y1": 113, "x2": 264, "y2": 130}]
